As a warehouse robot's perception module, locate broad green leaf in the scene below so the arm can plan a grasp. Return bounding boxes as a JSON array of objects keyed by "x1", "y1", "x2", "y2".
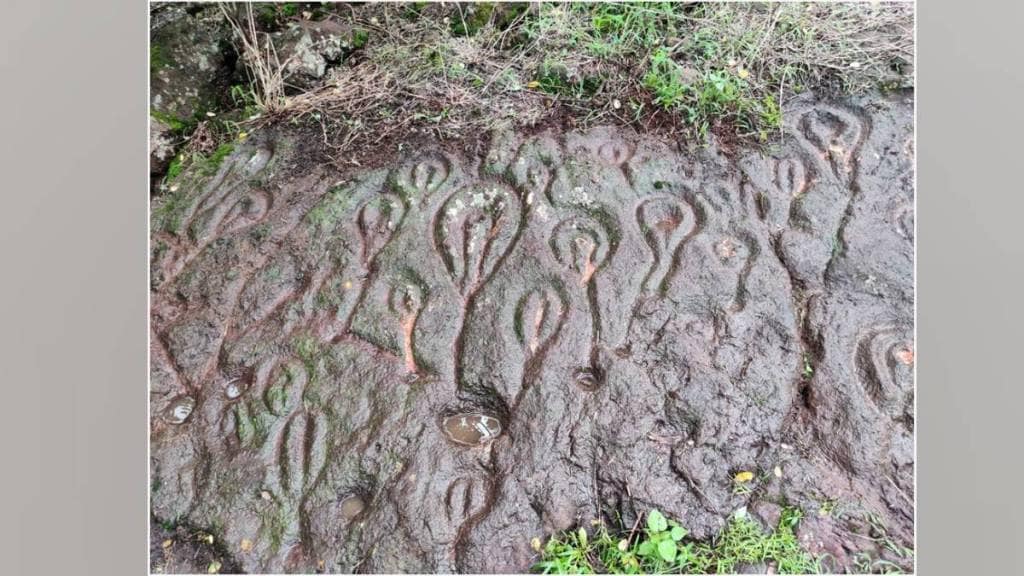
[
  {"x1": 647, "y1": 509, "x2": 668, "y2": 533},
  {"x1": 638, "y1": 540, "x2": 654, "y2": 556},
  {"x1": 657, "y1": 539, "x2": 677, "y2": 562},
  {"x1": 670, "y1": 525, "x2": 686, "y2": 541}
]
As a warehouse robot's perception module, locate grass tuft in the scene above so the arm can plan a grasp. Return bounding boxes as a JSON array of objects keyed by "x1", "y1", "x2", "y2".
[{"x1": 533, "y1": 507, "x2": 821, "y2": 574}]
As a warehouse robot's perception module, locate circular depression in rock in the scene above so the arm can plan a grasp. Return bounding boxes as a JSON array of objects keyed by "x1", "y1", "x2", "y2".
[
  {"x1": 223, "y1": 377, "x2": 246, "y2": 399},
  {"x1": 161, "y1": 395, "x2": 196, "y2": 425},
  {"x1": 440, "y1": 413, "x2": 502, "y2": 447},
  {"x1": 573, "y1": 367, "x2": 603, "y2": 391},
  {"x1": 339, "y1": 494, "x2": 367, "y2": 520}
]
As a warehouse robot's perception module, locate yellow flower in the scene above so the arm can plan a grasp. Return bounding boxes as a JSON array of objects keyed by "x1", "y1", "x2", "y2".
[
  {"x1": 734, "y1": 471, "x2": 755, "y2": 483},
  {"x1": 737, "y1": 68, "x2": 750, "y2": 79}
]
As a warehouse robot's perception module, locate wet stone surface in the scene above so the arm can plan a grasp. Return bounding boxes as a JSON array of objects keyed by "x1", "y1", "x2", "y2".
[
  {"x1": 441, "y1": 413, "x2": 503, "y2": 447},
  {"x1": 150, "y1": 92, "x2": 914, "y2": 573}
]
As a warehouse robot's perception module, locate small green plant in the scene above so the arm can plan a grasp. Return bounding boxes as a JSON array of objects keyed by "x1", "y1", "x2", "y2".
[
  {"x1": 533, "y1": 507, "x2": 820, "y2": 574},
  {"x1": 643, "y1": 48, "x2": 688, "y2": 109},
  {"x1": 255, "y1": 3, "x2": 298, "y2": 29},
  {"x1": 857, "y1": 510, "x2": 915, "y2": 573},
  {"x1": 802, "y1": 354, "x2": 815, "y2": 379},
  {"x1": 229, "y1": 84, "x2": 262, "y2": 120},
  {"x1": 759, "y1": 94, "x2": 781, "y2": 138},
  {"x1": 279, "y1": 3, "x2": 298, "y2": 18},
  {"x1": 534, "y1": 60, "x2": 602, "y2": 100},
  {"x1": 634, "y1": 510, "x2": 707, "y2": 573},
  {"x1": 581, "y1": 2, "x2": 679, "y2": 57},
  {"x1": 535, "y1": 527, "x2": 596, "y2": 574},
  {"x1": 165, "y1": 155, "x2": 184, "y2": 182},
  {"x1": 642, "y1": 44, "x2": 784, "y2": 139},
  {"x1": 200, "y1": 143, "x2": 235, "y2": 176},
  {"x1": 450, "y1": 3, "x2": 496, "y2": 37},
  {"x1": 352, "y1": 28, "x2": 370, "y2": 49},
  {"x1": 713, "y1": 508, "x2": 820, "y2": 574}
]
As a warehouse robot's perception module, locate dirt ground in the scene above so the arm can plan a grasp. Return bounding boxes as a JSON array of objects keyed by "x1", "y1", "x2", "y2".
[{"x1": 150, "y1": 84, "x2": 914, "y2": 573}]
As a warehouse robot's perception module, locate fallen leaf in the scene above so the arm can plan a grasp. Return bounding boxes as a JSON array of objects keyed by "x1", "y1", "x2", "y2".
[
  {"x1": 527, "y1": 81, "x2": 540, "y2": 89},
  {"x1": 738, "y1": 68, "x2": 750, "y2": 79},
  {"x1": 531, "y1": 537, "x2": 541, "y2": 552},
  {"x1": 260, "y1": 490, "x2": 272, "y2": 501},
  {"x1": 618, "y1": 539, "x2": 629, "y2": 552},
  {"x1": 734, "y1": 471, "x2": 755, "y2": 483},
  {"x1": 774, "y1": 466, "x2": 783, "y2": 478},
  {"x1": 240, "y1": 539, "x2": 253, "y2": 552},
  {"x1": 237, "y1": 131, "x2": 248, "y2": 141},
  {"x1": 162, "y1": 539, "x2": 173, "y2": 549}
]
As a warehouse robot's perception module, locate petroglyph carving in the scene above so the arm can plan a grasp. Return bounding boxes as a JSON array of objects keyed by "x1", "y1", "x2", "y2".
[
  {"x1": 434, "y1": 182, "x2": 522, "y2": 297},
  {"x1": 151, "y1": 111, "x2": 914, "y2": 573},
  {"x1": 392, "y1": 153, "x2": 453, "y2": 202},
  {"x1": 636, "y1": 195, "x2": 699, "y2": 295},
  {"x1": 797, "y1": 104, "x2": 869, "y2": 185}
]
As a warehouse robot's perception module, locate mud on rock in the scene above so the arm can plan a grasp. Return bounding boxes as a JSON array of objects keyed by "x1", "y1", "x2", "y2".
[{"x1": 150, "y1": 91, "x2": 914, "y2": 573}]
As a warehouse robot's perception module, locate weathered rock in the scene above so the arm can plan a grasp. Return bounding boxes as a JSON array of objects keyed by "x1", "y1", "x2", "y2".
[
  {"x1": 149, "y1": 92, "x2": 914, "y2": 573},
  {"x1": 150, "y1": 3, "x2": 233, "y2": 123},
  {"x1": 261, "y1": 20, "x2": 365, "y2": 90},
  {"x1": 149, "y1": 117, "x2": 177, "y2": 176}
]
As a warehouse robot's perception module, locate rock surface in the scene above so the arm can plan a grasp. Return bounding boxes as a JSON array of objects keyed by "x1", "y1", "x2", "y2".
[
  {"x1": 150, "y1": 3, "x2": 233, "y2": 123},
  {"x1": 261, "y1": 20, "x2": 363, "y2": 90},
  {"x1": 149, "y1": 117, "x2": 177, "y2": 177},
  {"x1": 150, "y1": 92, "x2": 914, "y2": 573}
]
